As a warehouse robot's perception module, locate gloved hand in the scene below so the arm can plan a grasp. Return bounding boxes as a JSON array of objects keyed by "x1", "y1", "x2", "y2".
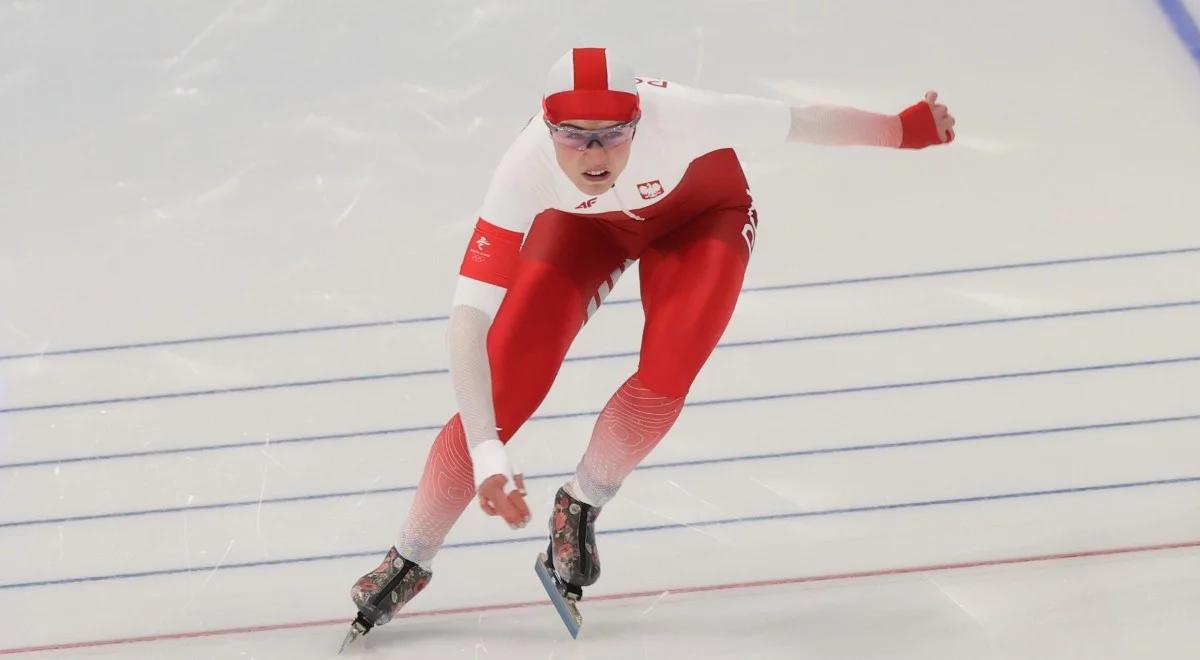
[{"x1": 899, "y1": 90, "x2": 956, "y2": 148}]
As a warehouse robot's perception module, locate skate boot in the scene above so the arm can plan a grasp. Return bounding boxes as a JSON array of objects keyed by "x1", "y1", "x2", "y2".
[
  {"x1": 338, "y1": 546, "x2": 431, "y2": 652},
  {"x1": 549, "y1": 486, "x2": 602, "y2": 590},
  {"x1": 534, "y1": 486, "x2": 601, "y2": 638}
]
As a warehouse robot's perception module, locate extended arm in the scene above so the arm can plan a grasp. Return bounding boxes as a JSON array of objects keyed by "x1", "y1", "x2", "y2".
[{"x1": 787, "y1": 91, "x2": 956, "y2": 148}]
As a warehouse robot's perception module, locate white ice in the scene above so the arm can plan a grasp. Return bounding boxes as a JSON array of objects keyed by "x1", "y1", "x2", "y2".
[{"x1": 1, "y1": 1, "x2": 1199, "y2": 658}]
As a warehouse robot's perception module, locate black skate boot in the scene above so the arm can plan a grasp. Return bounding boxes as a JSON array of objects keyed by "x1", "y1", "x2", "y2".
[
  {"x1": 338, "y1": 546, "x2": 431, "y2": 653},
  {"x1": 534, "y1": 486, "x2": 601, "y2": 638}
]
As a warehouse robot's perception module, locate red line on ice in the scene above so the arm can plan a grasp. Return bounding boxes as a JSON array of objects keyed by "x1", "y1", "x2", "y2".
[{"x1": 3, "y1": 538, "x2": 1197, "y2": 655}]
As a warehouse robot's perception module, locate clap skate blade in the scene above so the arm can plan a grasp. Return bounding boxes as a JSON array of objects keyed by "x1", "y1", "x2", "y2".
[{"x1": 535, "y1": 551, "x2": 584, "y2": 638}]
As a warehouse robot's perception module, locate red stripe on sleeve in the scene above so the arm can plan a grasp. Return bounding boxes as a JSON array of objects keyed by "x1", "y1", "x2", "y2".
[
  {"x1": 459, "y1": 219, "x2": 524, "y2": 288},
  {"x1": 572, "y1": 48, "x2": 608, "y2": 91}
]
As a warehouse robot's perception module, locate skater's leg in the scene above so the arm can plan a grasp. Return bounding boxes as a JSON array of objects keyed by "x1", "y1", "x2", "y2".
[
  {"x1": 635, "y1": 203, "x2": 755, "y2": 398},
  {"x1": 348, "y1": 213, "x2": 629, "y2": 637},
  {"x1": 566, "y1": 375, "x2": 683, "y2": 507},
  {"x1": 569, "y1": 203, "x2": 756, "y2": 507},
  {"x1": 547, "y1": 203, "x2": 755, "y2": 595},
  {"x1": 394, "y1": 212, "x2": 628, "y2": 567},
  {"x1": 394, "y1": 414, "x2": 474, "y2": 568},
  {"x1": 347, "y1": 418, "x2": 468, "y2": 640},
  {"x1": 541, "y1": 200, "x2": 757, "y2": 627}
]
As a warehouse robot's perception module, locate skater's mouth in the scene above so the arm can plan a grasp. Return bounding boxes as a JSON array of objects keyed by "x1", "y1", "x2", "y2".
[{"x1": 581, "y1": 169, "x2": 610, "y2": 182}]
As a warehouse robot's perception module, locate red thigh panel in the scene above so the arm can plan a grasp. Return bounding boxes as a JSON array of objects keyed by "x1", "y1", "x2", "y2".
[
  {"x1": 635, "y1": 203, "x2": 757, "y2": 398},
  {"x1": 488, "y1": 211, "x2": 628, "y2": 442}
]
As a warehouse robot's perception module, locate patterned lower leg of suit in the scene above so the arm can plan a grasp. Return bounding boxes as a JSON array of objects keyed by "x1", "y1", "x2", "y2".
[
  {"x1": 394, "y1": 415, "x2": 475, "y2": 569},
  {"x1": 570, "y1": 375, "x2": 684, "y2": 507},
  {"x1": 548, "y1": 375, "x2": 685, "y2": 586}
]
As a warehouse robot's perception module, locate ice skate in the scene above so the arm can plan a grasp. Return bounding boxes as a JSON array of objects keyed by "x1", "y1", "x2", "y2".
[
  {"x1": 338, "y1": 546, "x2": 432, "y2": 653},
  {"x1": 534, "y1": 486, "x2": 601, "y2": 638}
]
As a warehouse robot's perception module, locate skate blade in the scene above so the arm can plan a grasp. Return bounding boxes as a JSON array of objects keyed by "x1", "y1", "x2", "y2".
[
  {"x1": 535, "y1": 552, "x2": 583, "y2": 639},
  {"x1": 337, "y1": 629, "x2": 358, "y2": 655},
  {"x1": 337, "y1": 621, "x2": 365, "y2": 655}
]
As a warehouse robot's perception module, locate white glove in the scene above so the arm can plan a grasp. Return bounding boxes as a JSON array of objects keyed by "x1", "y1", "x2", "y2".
[
  {"x1": 470, "y1": 439, "x2": 530, "y2": 528},
  {"x1": 469, "y1": 438, "x2": 518, "y2": 493}
]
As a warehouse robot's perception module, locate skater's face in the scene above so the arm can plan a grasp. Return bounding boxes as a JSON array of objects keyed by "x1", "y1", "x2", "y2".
[{"x1": 550, "y1": 119, "x2": 635, "y2": 197}]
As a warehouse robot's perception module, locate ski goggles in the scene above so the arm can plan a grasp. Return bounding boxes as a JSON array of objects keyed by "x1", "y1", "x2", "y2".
[{"x1": 544, "y1": 116, "x2": 639, "y2": 151}]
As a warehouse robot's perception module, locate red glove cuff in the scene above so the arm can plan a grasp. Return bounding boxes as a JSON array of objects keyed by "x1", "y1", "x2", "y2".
[{"x1": 898, "y1": 101, "x2": 950, "y2": 149}]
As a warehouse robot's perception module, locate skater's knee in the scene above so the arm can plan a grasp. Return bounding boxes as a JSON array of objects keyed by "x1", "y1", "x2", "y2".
[
  {"x1": 638, "y1": 312, "x2": 733, "y2": 398},
  {"x1": 633, "y1": 365, "x2": 695, "y2": 399}
]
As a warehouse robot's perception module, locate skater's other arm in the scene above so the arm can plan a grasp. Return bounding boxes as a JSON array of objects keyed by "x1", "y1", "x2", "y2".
[
  {"x1": 786, "y1": 91, "x2": 956, "y2": 148},
  {"x1": 656, "y1": 81, "x2": 954, "y2": 151}
]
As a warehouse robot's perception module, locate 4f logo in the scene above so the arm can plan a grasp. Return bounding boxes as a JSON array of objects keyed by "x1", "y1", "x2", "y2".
[
  {"x1": 575, "y1": 197, "x2": 597, "y2": 210},
  {"x1": 741, "y1": 188, "x2": 759, "y2": 255}
]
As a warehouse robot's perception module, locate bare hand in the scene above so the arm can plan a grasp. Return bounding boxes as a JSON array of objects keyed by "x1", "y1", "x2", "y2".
[
  {"x1": 924, "y1": 90, "x2": 956, "y2": 143},
  {"x1": 478, "y1": 473, "x2": 530, "y2": 529}
]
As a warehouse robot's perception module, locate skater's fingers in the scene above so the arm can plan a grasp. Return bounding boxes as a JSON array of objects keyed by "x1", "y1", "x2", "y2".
[
  {"x1": 507, "y1": 489, "x2": 531, "y2": 526},
  {"x1": 493, "y1": 494, "x2": 525, "y2": 527},
  {"x1": 937, "y1": 113, "x2": 956, "y2": 142},
  {"x1": 478, "y1": 495, "x2": 498, "y2": 516},
  {"x1": 479, "y1": 474, "x2": 529, "y2": 528},
  {"x1": 481, "y1": 494, "x2": 524, "y2": 528},
  {"x1": 513, "y1": 473, "x2": 527, "y2": 496},
  {"x1": 477, "y1": 475, "x2": 506, "y2": 516}
]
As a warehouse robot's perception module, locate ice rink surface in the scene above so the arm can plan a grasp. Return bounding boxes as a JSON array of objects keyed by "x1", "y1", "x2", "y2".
[{"x1": 2, "y1": 1, "x2": 1199, "y2": 658}]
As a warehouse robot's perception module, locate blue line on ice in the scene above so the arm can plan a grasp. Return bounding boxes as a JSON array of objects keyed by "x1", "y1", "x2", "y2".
[
  {"x1": 2, "y1": 298, "x2": 1198, "y2": 415},
  {"x1": 2, "y1": 412, "x2": 1197, "y2": 529},
  {"x1": 1157, "y1": 0, "x2": 1200, "y2": 69},
  {"x1": 1, "y1": 245, "x2": 1196, "y2": 362},
  {"x1": 1, "y1": 473, "x2": 1196, "y2": 591},
  {"x1": 3, "y1": 351, "x2": 1200, "y2": 469}
]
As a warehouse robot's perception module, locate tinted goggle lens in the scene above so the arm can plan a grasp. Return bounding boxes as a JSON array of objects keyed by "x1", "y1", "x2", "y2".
[{"x1": 545, "y1": 117, "x2": 639, "y2": 150}]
